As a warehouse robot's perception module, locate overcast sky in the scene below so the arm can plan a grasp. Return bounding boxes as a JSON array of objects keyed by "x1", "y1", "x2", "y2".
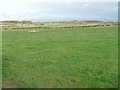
[{"x1": 0, "y1": 0, "x2": 119, "y2": 22}]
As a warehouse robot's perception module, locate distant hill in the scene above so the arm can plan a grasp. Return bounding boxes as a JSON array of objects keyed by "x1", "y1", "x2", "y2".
[{"x1": 1, "y1": 20, "x2": 32, "y2": 24}]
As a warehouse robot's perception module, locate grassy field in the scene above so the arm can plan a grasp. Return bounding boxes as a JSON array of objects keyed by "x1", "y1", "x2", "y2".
[{"x1": 2, "y1": 26, "x2": 118, "y2": 88}]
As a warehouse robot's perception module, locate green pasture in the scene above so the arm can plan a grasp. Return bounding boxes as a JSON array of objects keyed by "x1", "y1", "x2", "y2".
[{"x1": 2, "y1": 26, "x2": 118, "y2": 88}]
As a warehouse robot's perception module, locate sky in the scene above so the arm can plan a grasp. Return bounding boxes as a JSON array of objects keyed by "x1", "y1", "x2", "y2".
[{"x1": 0, "y1": 0, "x2": 119, "y2": 22}]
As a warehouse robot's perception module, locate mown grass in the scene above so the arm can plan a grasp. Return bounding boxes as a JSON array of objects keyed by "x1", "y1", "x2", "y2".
[{"x1": 2, "y1": 26, "x2": 118, "y2": 88}]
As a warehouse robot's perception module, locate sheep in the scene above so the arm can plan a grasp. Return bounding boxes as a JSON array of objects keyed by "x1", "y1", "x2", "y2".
[{"x1": 28, "y1": 30, "x2": 39, "y2": 33}]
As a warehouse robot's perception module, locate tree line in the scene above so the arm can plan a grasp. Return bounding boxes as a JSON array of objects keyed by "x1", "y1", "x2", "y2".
[{"x1": 1, "y1": 20, "x2": 32, "y2": 24}]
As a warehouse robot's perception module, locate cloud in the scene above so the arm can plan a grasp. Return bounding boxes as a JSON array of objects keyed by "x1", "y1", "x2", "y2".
[{"x1": 0, "y1": 1, "x2": 118, "y2": 21}]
